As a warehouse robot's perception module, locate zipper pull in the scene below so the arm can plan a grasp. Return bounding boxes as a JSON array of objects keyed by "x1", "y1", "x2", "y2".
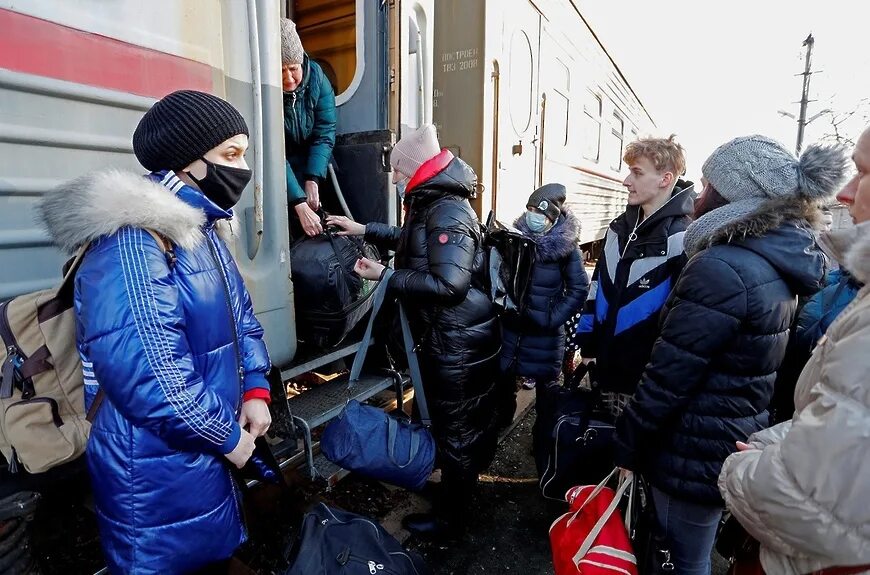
[
  {"x1": 1, "y1": 349, "x2": 15, "y2": 399},
  {"x1": 8, "y1": 448, "x2": 19, "y2": 473},
  {"x1": 336, "y1": 547, "x2": 350, "y2": 565}
]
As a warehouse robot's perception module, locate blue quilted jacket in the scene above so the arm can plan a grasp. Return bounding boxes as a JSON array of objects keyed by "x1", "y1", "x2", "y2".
[
  {"x1": 40, "y1": 169, "x2": 271, "y2": 574},
  {"x1": 500, "y1": 210, "x2": 589, "y2": 381}
]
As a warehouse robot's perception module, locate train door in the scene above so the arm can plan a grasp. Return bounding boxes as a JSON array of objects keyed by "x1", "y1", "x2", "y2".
[
  {"x1": 290, "y1": 0, "x2": 397, "y2": 228},
  {"x1": 494, "y1": 0, "x2": 542, "y2": 220}
]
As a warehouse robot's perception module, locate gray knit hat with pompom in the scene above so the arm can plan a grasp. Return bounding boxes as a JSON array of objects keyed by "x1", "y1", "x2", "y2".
[
  {"x1": 684, "y1": 135, "x2": 848, "y2": 254},
  {"x1": 702, "y1": 135, "x2": 846, "y2": 204}
]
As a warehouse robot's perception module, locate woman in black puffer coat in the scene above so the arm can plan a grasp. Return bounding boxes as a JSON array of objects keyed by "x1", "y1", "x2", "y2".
[
  {"x1": 327, "y1": 125, "x2": 499, "y2": 537},
  {"x1": 497, "y1": 184, "x2": 588, "y2": 422},
  {"x1": 612, "y1": 136, "x2": 848, "y2": 575}
]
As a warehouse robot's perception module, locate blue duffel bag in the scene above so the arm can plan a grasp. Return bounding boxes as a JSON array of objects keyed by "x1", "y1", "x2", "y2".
[
  {"x1": 285, "y1": 503, "x2": 432, "y2": 575},
  {"x1": 321, "y1": 269, "x2": 436, "y2": 492}
]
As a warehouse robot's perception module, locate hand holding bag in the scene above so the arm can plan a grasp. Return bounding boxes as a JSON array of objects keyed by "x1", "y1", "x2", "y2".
[{"x1": 320, "y1": 269, "x2": 436, "y2": 491}]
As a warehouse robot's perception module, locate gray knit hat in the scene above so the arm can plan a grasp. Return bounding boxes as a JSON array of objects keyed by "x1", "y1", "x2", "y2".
[
  {"x1": 684, "y1": 135, "x2": 848, "y2": 254},
  {"x1": 280, "y1": 19, "x2": 304, "y2": 65},
  {"x1": 527, "y1": 183, "x2": 566, "y2": 223}
]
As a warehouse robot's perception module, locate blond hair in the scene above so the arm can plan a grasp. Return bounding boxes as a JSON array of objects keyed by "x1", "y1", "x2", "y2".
[{"x1": 624, "y1": 135, "x2": 686, "y2": 176}]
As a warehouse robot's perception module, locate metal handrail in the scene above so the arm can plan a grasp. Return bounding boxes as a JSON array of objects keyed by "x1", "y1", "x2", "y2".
[{"x1": 246, "y1": 0, "x2": 265, "y2": 260}]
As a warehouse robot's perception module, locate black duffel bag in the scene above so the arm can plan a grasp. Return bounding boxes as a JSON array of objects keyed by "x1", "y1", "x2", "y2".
[
  {"x1": 289, "y1": 219, "x2": 379, "y2": 349},
  {"x1": 534, "y1": 363, "x2": 616, "y2": 500},
  {"x1": 285, "y1": 503, "x2": 432, "y2": 575}
]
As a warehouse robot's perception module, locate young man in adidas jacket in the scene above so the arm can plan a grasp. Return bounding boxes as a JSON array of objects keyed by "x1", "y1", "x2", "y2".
[{"x1": 575, "y1": 136, "x2": 694, "y2": 404}]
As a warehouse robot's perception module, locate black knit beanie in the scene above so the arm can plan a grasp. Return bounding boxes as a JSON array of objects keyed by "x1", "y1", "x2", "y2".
[
  {"x1": 132, "y1": 90, "x2": 249, "y2": 172},
  {"x1": 527, "y1": 183, "x2": 567, "y2": 223}
]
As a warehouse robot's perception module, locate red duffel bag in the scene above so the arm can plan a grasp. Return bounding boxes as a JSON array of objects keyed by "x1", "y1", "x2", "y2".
[{"x1": 549, "y1": 469, "x2": 637, "y2": 575}]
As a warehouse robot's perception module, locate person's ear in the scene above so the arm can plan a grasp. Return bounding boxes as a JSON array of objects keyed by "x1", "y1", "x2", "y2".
[
  {"x1": 660, "y1": 171, "x2": 674, "y2": 188},
  {"x1": 182, "y1": 158, "x2": 206, "y2": 179}
]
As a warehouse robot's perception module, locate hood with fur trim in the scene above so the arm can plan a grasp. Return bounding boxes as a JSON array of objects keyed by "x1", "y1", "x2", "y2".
[
  {"x1": 821, "y1": 221, "x2": 870, "y2": 285},
  {"x1": 705, "y1": 198, "x2": 827, "y2": 296},
  {"x1": 514, "y1": 209, "x2": 580, "y2": 262},
  {"x1": 37, "y1": 169, "x2": 221, "y2": 254}
]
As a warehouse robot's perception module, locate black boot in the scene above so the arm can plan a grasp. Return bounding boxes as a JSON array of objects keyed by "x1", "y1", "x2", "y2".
[
  {"x1": 401, "y1": 512, "x2": 454, "y2": 539},
  {"x1": 403, "y1": 473, "x2": 475, "y2": 541}
]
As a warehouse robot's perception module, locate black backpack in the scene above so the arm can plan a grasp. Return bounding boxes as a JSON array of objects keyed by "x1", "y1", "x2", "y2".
[
  {"x1": 289, "y1": 225, "x2": 379, "y2": 349},
  {"x1": 481, "y1": 211, "x2": 537, "y2": 315},
  {"x1": 285, "y1": 503, "x2": 431, "y2": 575}
]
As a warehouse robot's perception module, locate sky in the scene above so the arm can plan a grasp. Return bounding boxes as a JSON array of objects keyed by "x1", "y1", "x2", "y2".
[{"x1": 577, "y1": 0, "x2": 870, "y2": 180}]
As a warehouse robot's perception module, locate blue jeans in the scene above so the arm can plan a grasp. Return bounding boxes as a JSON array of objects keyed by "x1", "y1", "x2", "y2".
[{"x1": 651, "y1": 486, "x2": 723, "y2": 575}]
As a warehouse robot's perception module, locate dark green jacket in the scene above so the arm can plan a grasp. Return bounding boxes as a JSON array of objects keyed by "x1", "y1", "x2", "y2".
[{"x1": 284, "y1": 55, "x2": 336, "y2": 205}]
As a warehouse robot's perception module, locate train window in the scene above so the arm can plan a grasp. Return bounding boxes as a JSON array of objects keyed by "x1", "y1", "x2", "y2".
[
  {"x1": 509, "y1": 29, "x2": 534, "y2": 135},
  {"x1": 581, "y1": 91, "x2": 602, "y2": 162},
  {"x1": 549, "y1": 92, "x2": 570, "y2": 147},
  {"x1": 293, "y1": 0, "x2": 359, "y2": 101},
  {"x1": 551, "y1": 60, "x2": 570, "y2": 146},
  {"x1": 403, "y1": 15, "x2": 425, "y2": 129},
  {"x1": 609, "y1": 111, "x2": 624, "y2": 170}
]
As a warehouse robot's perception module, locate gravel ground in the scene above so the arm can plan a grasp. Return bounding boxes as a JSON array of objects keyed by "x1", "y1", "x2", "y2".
[
  {"x1": 19, "y1": 406, "x2": 729, "y2": 574},
  {"x1": 405, "y1": 409, "x2": 729, "y2": 575},
  {"x1": 406, "y1": 412, "x2": 559, "y2": 575}
]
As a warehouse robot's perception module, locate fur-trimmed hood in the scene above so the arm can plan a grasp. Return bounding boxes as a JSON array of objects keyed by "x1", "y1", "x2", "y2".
[
  {"x1": 37, "y1": 169, "x2": 232, "y2": 253},
  {"x1": 514, "y1": 210, "x2": 580, "y2": 262},
  {"x1": 703, "y1": 198, "x2": 823, "y2": 249},
  {"x1": 704, "y1": 199, "x2": 827, "y2": 296},
  {"x1": 821, "y1": 220, "x2": 870, "y2": 285}
]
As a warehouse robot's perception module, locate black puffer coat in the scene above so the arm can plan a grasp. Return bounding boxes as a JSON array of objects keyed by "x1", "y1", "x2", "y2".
[
  {"x1": 365, "y1": 150, "x2": 500, "y2": 481},
  {"x1": 613, "y1": 201, "x2": 826, "y2": 505},
  {"x1": 500, "y1": 211, "x2": 588, "y2": 381}
]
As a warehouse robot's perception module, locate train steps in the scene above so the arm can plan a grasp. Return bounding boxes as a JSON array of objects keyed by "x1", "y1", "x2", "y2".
[{"x1": 248, "y1": 338, "x2": 410, "y2": 489}]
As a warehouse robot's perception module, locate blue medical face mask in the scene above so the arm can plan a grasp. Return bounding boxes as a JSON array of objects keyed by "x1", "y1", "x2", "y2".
[
  {"x1": 526, "y1": 211, "x2": 551, "y2": 233},
  {"x1": 396, "y1": 176, "x2": 410, "y2": 199}
]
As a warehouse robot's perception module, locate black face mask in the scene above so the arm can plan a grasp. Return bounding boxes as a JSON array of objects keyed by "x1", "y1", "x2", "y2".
[{"x1": 187, "y1": 157, "x2": 252, "y2": 211}]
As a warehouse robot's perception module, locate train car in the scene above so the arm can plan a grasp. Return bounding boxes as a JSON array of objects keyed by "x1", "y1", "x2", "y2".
[
  {"x1": 0, "y1": 0, "x2": 407, "y2": 366},
  {"x1": 431, "y1": 0, "x2": 655, "y2": 248},
  {"x1": 0, "y1": 0, "x2": 655, "y2": 570}
]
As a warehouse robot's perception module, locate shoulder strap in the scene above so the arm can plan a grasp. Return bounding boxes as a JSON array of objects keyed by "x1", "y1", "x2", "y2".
[
  {"x1": 55, "y1": 242, "x2": 92, "y2": 300},
  {"x1": 143, "y1": 228, "x2": 172, "y2": 254},
  {"x1": 573, "y1": 474, "x2": 633, "y2": 562},
  {"x1": 348, "y1": 268, "x2": 431, "y2": 425}
]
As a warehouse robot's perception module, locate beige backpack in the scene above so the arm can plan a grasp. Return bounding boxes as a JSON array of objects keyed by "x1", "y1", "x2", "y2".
[{"x1": 0, "y1": 230, "x2": 170, "y2": 474}]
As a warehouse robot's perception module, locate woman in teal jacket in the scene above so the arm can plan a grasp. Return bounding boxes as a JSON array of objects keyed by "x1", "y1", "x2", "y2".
[{"x1": 281, "y1": 18, "x2": 337, "y2": 236}]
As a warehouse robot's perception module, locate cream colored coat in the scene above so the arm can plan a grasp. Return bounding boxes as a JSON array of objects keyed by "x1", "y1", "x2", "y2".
[{"x1": 719, "y1": 221, "x2": 870, "y2": 575}]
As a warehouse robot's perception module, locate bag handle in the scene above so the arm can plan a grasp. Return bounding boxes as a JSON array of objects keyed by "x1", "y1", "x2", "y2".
[
  {"x1": 348, "y1": 268, "x2": 431, "y2": 425},
  {"x1": 571, "y1": 473, "x2": 633, "y2": 564},
  {"x1": 387, "y1": 417, "x2": 422, "y2": 468},
  {"x1": 572, "y1": 467, "x2": 619, "y2": 514}
]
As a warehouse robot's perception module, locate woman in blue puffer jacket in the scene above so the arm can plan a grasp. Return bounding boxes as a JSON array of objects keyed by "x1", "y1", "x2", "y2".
[
  {"x1": 497, "y1": 184, "x2": 589, "y2": 423},
  {"x1": 38, "y1": 91, "x2": 272, "y2": 574}
]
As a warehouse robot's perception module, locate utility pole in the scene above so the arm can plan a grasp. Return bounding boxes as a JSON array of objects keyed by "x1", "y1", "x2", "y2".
[{"x1": 795, "y1": 33, "x2": 815, "y2": 155}]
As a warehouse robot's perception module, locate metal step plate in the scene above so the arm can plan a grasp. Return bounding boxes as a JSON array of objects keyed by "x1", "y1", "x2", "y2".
[
  {"x1": 312, "y1": 453, "x2": 349, "y2": 490},
  {"x1": 287, "y1": 373, "x2": 395, "y2": 430}
]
